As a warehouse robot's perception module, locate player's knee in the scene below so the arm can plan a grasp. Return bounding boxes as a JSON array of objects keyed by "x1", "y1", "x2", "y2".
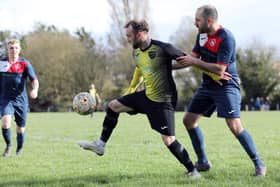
[
  {"x1": 1, "y1": 116, "x2": 12, "y2": 128},
  {"x1": 161, "y1": 135, "x2": 175, "y2": 146},
  {"x1": 103, "y1": 105, "x2": 119, "y2": 130},
  {"x1": 226, "y1": 118, "x2": 244, "y2": 136},
  {"x1": 183, "y1": 116, "x2": 192, "y2": 129},
  {"x1": 16, "y1": 126, "x2": 25, "y2": 133},
  {"x1": 229, "y1": 124, "x2": 244, "y2": 136},
  {"x1": 106, "y1": 105, "x2": 120, "y2": 119},
  {"x1": 183, "y1": 114, "x2": 198, "y2": 129},
  {"x1": 107, "y1": 100, "x2": 122, "y2": 113}
]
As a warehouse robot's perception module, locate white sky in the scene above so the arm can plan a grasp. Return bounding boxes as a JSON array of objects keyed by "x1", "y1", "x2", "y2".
[{"x1": 0, "y1": 0, "x2": 279, "y2": 56}]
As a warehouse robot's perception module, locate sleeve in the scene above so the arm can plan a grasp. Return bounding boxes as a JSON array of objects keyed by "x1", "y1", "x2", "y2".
[
  {"x1": 164, "y1": 43, "x2": 185, "y2": 59},
  {"x1": 124, "y1": 67, "x2": 143, "y2": 95},
  {"x1": 192, "y1": 34, "x2": 200, "y2": 55},
  {"x1": 217, "y1": 36, "x2": 234, "y2": 66},
  {"x1": 26, "y1": 61, "x2": 37, "y2": 81}
]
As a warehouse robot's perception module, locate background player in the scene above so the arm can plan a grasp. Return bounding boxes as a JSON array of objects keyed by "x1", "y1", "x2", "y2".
[
  {"x1": 176, "y1": 4, "x2": 266, "y2": 177},
  {"x1": 0, "y1": 39, "x2": 39, "y2": 156},
  {"x1": 89, "y1": 83, "x2": 102, "y2": 117}
]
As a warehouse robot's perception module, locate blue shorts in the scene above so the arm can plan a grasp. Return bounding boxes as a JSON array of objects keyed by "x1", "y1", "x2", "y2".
[
  {"x1": 118, "y1": 90, "x2": 176, "y2": 136},
  {"x1": 187, "y1": 86, "x2": 241, "y2": 118},
  {"x1": 0, "y1": 100, "x2": 28, "y2": 127}
]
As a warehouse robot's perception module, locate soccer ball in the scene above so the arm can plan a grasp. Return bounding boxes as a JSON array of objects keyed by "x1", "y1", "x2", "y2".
[{"x1": 72, "y1": 92, "x2": 96, "y2": 115}]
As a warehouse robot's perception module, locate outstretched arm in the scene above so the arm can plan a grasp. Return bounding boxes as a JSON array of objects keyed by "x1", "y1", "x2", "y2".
[
  {"x1": 176, "y1": 53, "x2": 232, "y2": 84},
  {"x1": 124, "y1": 67, "x2": 143, "y2": 95},
  {"x1": 192, "y1": 65, "x2": 231, "y2": 81}
]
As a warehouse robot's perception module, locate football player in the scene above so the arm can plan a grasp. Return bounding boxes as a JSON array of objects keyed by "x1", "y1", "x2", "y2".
[
  {"x1": 0, "y1": 39, "x2": 39, "y2": 156},
  {"x1": 78, "y1": 20, "x2": 202, "y2": 179},
  {"x1": 176, "y1": 5, "x2": 266, "y2": 177}
]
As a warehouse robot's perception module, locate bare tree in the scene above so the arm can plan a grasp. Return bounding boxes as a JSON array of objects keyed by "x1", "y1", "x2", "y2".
[
  {"x1": 106, "y1": 0, "x2": 151, "y2": 94},
  {"x1": 169, "y1": 16, "x2": 200, "y2": 109},
  {"x1": 107, "y1": 0, "x2": 150, "y2": 48}
]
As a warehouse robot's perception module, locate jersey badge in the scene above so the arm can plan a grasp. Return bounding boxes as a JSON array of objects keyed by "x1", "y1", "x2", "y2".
[
  {"x1": 199, "y1": 33, "x2": 208, "y2": 47},
  {"x1": 148, "y1": 51, "x2": 156, "y2": 59},
  {"x1": 209, "y1": 39, "x2": 216, "y2": 47},
  {"x1": 0, "y1": 61, "x2": 10, "y2": 72}
]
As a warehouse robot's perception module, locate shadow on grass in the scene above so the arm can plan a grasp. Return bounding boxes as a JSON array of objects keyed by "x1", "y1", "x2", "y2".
[
  {"x1": 0, "y1": 172, "x2": 197, "y2": 187},
  {"x1": 1, "y1": 174, "x2": 111, "y2": 187}
]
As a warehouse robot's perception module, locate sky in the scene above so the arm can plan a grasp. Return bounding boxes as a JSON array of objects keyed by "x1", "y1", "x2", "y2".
[{"x1": 0, "y1": 0, "x2": 279, "y2": 56}]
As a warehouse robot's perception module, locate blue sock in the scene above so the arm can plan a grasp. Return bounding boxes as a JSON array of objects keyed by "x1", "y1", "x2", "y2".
[
  {"x1": 16, "y1": 133, "x2": 25, "y2": 151},
  {"x1": 2, "y1": 128, "x2": 11, "y2": 147},
  {"x1": 187, "y1": 126, "x2": 208, "y2": 163},
  {"x1": 237, "y1": 130, "x2": 264, "y2": 167}
]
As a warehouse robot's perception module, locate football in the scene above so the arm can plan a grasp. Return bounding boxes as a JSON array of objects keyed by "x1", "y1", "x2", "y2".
[{"x1": 72, "y1": 92, "x2": 96, "y2": 115}]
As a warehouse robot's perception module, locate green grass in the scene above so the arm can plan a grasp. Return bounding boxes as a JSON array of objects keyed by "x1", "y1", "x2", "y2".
[{"x1": 0, "y1": 111, "x2": 279, "y2": 187}]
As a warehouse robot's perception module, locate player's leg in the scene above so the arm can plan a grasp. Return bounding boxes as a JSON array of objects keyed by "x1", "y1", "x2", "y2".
[
  {"x1": 147, "y1": 102, "x2": 200, "y2": 179},
  {"x1": 78, "y1": 97, "x2": 134, "y2": 156},
  {"x1": 1, "y1": 115, "x2": 13, "y2": 157},
  {"x1": 216, "y1": 87, "x2": 266, "y2": 176},
  {"x1": 15, "y1": 126, "x2": 25, "y2": 155},
  {"x1": 99, "y1": 99, "x2": 131, "y2": 142},
  {"x1": 225, "y1": 118, "x2": 266, "y2": 176},
  {"x1": 183, "y1": 88, "x2": 214, "y2": 171},
  {"x1": 183, "y1": 112, "x2": 212, "y2": 171},
  {"x1": 162, "y1": 135, "x2": 200, "y2": 179},
  {"x1": 14, "y1": 103, "x2": 28, "y2": 155}
]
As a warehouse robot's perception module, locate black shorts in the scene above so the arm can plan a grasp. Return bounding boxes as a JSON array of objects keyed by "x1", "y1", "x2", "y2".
[{"x1": 118, "y1": 90, "x2": 176, "y2": 136}]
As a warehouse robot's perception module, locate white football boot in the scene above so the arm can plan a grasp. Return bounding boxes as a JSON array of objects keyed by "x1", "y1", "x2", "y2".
[
  {"x1": 187, "y1": 168, "x2": 201, "y2": 180},
  {"x1": 78, "y1": 140, "x2": 105, "y2": 156}
]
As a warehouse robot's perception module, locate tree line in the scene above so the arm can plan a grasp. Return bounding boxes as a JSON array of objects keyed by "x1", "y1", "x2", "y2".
[{"x1": 0, "y1": 0, "x2": 279, "y2": 111}]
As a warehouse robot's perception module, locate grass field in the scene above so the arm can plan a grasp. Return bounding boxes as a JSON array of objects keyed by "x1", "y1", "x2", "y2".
[{"x1": 0, "y1": 111, "x2": 279, "y2": 187}]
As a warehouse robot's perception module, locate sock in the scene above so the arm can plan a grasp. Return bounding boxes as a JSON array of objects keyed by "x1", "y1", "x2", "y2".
[
  {"x1": 2, "y1": 128, "x2": 11, "y2": 147},
  {"x1": 100, "y1": 107, "x2": 119, "y2": 143},
  {"x1": 16, "y1": 132, "x2": 25, "y2": 151},
  {"x1": 237, "y1": 130, "x2": 264, "y2": 167},
  {"x1": 168, "y1": 140, "x2": 194, "y2": 172},
  {"x1": 187, "y1": 126, "x2": 208, "y2": 163}
]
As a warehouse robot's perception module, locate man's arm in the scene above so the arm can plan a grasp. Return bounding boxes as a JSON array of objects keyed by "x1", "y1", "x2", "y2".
[
  {"x1": 124, "y1": 67, "x2": 143, "y2": 95},
  {"x1": 172, "y1": 62, "x2": 187, "y2": 70},
  {"x1": 30, "y1": 79, "x2": 39, "y2": 99},
  {"x1": 176, "y1": 52, "x2": 231, "y2": 81}
]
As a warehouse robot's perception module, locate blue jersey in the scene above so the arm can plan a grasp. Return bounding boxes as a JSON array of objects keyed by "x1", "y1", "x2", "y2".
[
  {"x1": 0, "y1": 57, "x2": 37, "y2": 104},
  {"x1": 193, "y1": 27, "x2": 240, "y2": 88}
]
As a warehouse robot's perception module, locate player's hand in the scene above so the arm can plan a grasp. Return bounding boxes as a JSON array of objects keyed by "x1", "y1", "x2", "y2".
[
  {"x1": 176, "y1": 55, "x2": 194, "y2": 67},
  {"x1": 30, "y1": 89, "x2": 38, "y2": 99},
  {"x1": 215, "y1": 72, "x2": 232, "y2": 86},
  {"x1": 220, "y1": 71, "x2": 232, "y2": 80}
]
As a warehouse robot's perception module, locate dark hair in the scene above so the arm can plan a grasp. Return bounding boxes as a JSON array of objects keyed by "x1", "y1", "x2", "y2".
[
  {"x1": 124, "y1": 20, "x2": 149, "y2": 33},
  {"x1": 198, "y1": 5, "x2": 218, "y2": 21}
]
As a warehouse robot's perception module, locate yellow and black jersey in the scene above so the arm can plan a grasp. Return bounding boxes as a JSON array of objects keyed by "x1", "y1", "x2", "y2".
[{"x1": 132, "y1": 39, "x2": 184, "y2": 102}]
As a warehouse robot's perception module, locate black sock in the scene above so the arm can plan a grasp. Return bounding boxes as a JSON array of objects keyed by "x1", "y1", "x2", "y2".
[
  {"x1": 16, "y1": 133, "x2": 25, "y2": 151},
  {"x1": 100, "y1": 107, "x2": 119, "y2": 142},
  {"x1": 168, "y1": 140, "x2": 194, "y2": 172},
  {"x1": 2, "y1": 128, "x2": 11, "y2": 147}
]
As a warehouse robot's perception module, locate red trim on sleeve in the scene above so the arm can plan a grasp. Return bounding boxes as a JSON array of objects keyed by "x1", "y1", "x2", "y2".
[
  {"x1": 217, "y1": 62, "x2": 229, "y2": 67},
  {"x1": 192, "y1": 50, "x2": 199, "y2": 55}
]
